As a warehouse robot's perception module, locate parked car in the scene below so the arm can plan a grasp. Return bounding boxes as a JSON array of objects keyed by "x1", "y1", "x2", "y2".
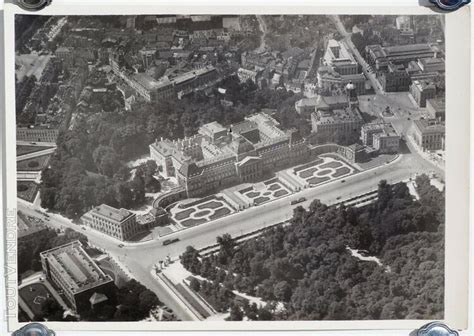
[
  {"x1": 163, "y1": 238, "x2": 180, "y2": 246},
  {"x1": 291, "y1": 197, "x2": 307, "y2": 205}
]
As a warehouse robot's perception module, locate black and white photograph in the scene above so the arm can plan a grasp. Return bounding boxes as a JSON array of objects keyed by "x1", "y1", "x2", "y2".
[{"x1": 6, "y1": 10, "x2": 465, "y2": 328}]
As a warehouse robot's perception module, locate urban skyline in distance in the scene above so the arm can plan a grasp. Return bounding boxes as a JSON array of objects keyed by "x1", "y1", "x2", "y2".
[{"x1": 15, "y1": 14, "x2": 446, "y2": 323}]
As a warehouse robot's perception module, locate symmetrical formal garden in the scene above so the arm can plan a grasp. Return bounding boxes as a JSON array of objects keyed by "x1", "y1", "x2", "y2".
[
  {"x1": 17, "y1": 154, "x2": 51, "y2": 171},
  {"x1": 238, "y1": 178, "x2": 291, "y2": 206},
  {"x1": 291, "y1": 156, "x2": 355, "y2": 186},
  {"x1": 170, "y1": 196, "x2": 235, "y2": 228},
  {"x1": 17, "y1": 181, "x2": 40, "y2": 202}
]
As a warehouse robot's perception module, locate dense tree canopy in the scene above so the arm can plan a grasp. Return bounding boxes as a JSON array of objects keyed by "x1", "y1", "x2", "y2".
[
  {"x1": 181, "y1": 177, "x2": 445, "y2": 320},
  {"x1": 40, "y1": 76, "x2": 305, "y2": 218}
]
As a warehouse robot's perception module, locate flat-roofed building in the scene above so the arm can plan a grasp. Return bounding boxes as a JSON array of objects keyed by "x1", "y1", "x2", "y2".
[
  {"x1": 323, "y1": 39, "x2": 359, "y2": 75},
  {"x1": 81, "y1": 204, "x2": 138, "y2": 241},
  {"x1": 418, "y1": 57, "x2": 445, "y2": 73},
  {"x1": 17, "y1": 127, "x2": 59, "y2": 143},
  {"x1": 410, "y1": 80, "x2": 437, "y2": 107},
  {"x1": 361, "y1": 122, "x2": 400, "y2": 154},
  {"x1": 412, "y1": 119, "x2": 445, "y2": 151},
  {"x1": 55, "y1": 46, "x2": 74, "y2": 66},
  {"x1": 366, "y1": 43, "x2": 439, "y2": 70},
  {"x1": 317, "y1": 66, "x2": 366, "y2": 95},
  {"x1": 237, "y1": 68, "x2": 261, "y2": 84},
  {"x1": 40, "y1": 241, "x2": 115, "y2": 313},
  {"x1": 426, "y1": 98, "x2": 445, "y2": 121},
  {"x1": 379, "y1": 62, "x2": 411, "y2": 92},
  {"x1": 295, "y1": 94, "x2": 349, "y2": 118},
  {"x1": 311, "y1": 107, "x2": 364, "y2": 145},
  {"x1": 110, "y1": 52, "x2": 218, "y2": 102}
]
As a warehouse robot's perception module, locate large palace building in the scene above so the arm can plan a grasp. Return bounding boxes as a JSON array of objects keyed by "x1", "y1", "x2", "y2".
[
  {"x1": 150, "y1": 112, "x2": 310, "y2": 197},
  {"x1": 40, "y1": 241, "x2": 115, "y2": 313}
]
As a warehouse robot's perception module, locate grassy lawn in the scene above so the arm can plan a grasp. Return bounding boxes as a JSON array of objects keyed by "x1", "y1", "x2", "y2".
[
  {"x1": 308, "y1": 176, "x2": 331, "y2": 185},
  {"x1": 197, "y1": 200, "x2": 223, "y2": 210},
  {"x1": 194, "y1": 210, "x2": 211, "y2": 218},
  {"x1": 19, "y1": 283, "x2": 56, "y2": 318},
  {"x1": 254, "y1": 196, "x2": 270, "y2": 205},
  {"x1": 316, "y1": 169, "x2": 333, "y2": 176},
  {"x1": 17, "y1": 154, "x2": 51, "y2": 171},
  {"x1": 17, "y1": 182, "x2": 39, "y2": 202},
  {"x1": 245, "y1": 191, "x2": 260, "y2": 198},
  {"x1": 209, "y1": 207, "x2": 232, "y2": 221},
  {"x1": 155, "y1": 226, "x2": 174, "y2": 237},
  {"x1": 274, "y1": 190, "x2": 289, "y2": 198},
  {"x1": 319, "y1": 161, "x2": 343, "y2": 169},
  {"x1": 181, "y1": 218, "x2": 207, "y2": 228},
  {"x1": 293, "y1": 158, "x2": 324, "y2": 173},
  {"x1": 299, "y1": 167, "x2": 319, "y2": 179},
  {"x1": 264, "y1": 178, "x2": 279, "y2": 185},
  {"x1": 17, "y1": 145, "x2": 53, "y2": 156},
  {"x1": 176, "y1": 283, "x2": 211, "y2": 318},
  {"x1": 333, "y1": 167, "x2": 351, "y2": 178},
  {"x1": 268, "y1": 184, "x2": 282, "y2": 191},
  {"x1": 174, "y1": 208, "x2": 196, "y2": 221}
]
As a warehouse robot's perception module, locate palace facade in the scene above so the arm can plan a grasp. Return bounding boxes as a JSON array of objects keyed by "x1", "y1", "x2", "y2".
[{"x1": 150, "y1": 112, "x2": 310, "y2": 197}]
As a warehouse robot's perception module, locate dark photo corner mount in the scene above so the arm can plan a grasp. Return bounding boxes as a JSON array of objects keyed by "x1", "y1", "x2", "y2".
[
  {"x1": 13, "y1": 0, "x2": 52, "y2": 11},
  {"x1": 423, "y1": 0, "x2": 470, "y2": 11}
]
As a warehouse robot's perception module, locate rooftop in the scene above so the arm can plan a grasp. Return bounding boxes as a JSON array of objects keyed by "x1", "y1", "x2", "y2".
[
  {"x1": 200, "y1": 121, "x2": 227, "y2": 135},
  {"x1": 92, "y1": 204, "x2": 134, "y2": 223},
  {"x1": 414, "y1": 119, "x2": 445, "y2": 134},
  {"x1": 427, "y1": 97, "x2": 446, "y2": 112},
  {"x1": 412, "y1": 80, "x2": 436, "y2": 92},
  {"x1": 385, "y1": 43, "x2": 436, "y2": 55},
  {"x1": 133, "y1": 73, "x2": 171, "y2": 91},
  {"x1": 230, "y1": 120, "x2": 258, "y2": 135},
  {"x1": 40, "y1": 241, "x2": 113, "y2": 294},
  {"x1": 314, "y1": 107, "x2": 362, "y2": 125}
]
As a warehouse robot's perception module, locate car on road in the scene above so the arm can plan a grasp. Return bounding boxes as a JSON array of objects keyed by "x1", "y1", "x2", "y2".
[
  {"x1": 291, "y1": 197, "x2": 306, "y2": 205},
  {"x1": 81, "y1": 227, "x2": 86, "y2": 230},
  {"x1": 118, "y1": 244, "x2": 124, "y2": 248},
  {"x1": 336, "y1": 196, "x2": 342, "y2": 201},
  {"x1": 341, "y1": 179, "x2": 346, "y2": 183},
  {"x1": 163, "y1": 238, "x2": 180, "y2": 246}
]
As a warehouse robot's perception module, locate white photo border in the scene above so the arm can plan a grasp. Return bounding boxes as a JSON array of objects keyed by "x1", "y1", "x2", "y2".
[{"x1": 2, "y1": 2, "x2": 471, "y2": 333}]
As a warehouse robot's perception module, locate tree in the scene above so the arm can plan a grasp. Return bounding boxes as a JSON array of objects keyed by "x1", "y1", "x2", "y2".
[
  {"x1": 189, "y1": 277, "x2": 201, "y2": 292},
  {"x1": 227, "y1": 303, "x2": 244, "y2": 321},
  {"x1": 138, "y1": 290, "x2": 160, "y2": 314}
]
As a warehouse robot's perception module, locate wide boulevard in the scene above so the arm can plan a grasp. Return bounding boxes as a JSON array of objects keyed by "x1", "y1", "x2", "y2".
[{"x1": 17, "y1": 137, "x2": 443, "y2": 321}]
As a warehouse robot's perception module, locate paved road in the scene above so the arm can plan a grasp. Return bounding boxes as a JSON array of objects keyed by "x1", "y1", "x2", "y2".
[
  {"x1": 331, "y1": 15, "x2": 384, "y2": 95},
  {"x1": 17, "y1": 141, "x2": 57, "y2": 147},
  {"x1": 17, "y1": 147, "x2": 56, "y2": 161},
  {"x1": 255, "y1": 15, "x2": 268, "y2": 53},
  {"x1": 17, "y1": 146, "x2": 442, "y2": 321}
]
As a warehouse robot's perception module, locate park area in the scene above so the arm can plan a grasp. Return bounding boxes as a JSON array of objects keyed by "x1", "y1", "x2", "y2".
[
  {"x1": 291, "y1": 156, "x2": 355, "y2": 186},
  {"x1": 238, "y1": 178, "x2": 291, "y2": 206},
  {"x1": 17, "y1": 181, "x2": 40, "y2": 202},
  {"x1": 170, "y1": 196, "x2": 235, "y2": 228},
  {"x1": 19, "y1": 282, "x2": 57, "y2": 319}
]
